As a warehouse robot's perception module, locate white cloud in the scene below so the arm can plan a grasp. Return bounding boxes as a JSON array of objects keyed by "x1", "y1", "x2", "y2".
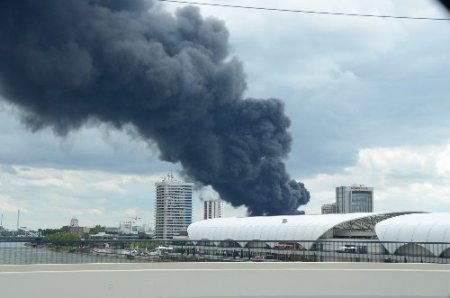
[
  {"x1": 301, "y1": 142, "x2": 450, "y2": 214},
  {"x1": 0, "y1": 164, "x2": 168, "y2": 229},
  {"x1": 436, "y1": 145, "x2": 450, "y2": 175},
  {"x1": 90, "y1": 180, "x2": 126, "y2": 194},
  {"x1": 0, "y1": 194, "x2": 24, "y2": 212},
  {"x1": 124, "y1": 208, "x2": 138, "y2": 217},
  {"x1": 85, "y1": 208, "x2": 103, "y2": 216}
]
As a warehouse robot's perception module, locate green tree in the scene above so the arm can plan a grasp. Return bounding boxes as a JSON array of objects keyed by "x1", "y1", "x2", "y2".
[
  {"x1": 89, "y1": 225, "x2": 105, "y2": 235},
  {"x1": 42, "y1": 228, "x2": 65, "y2": 236},
  {"x1": 45, "y1": 231, "x2": 80, "y2": 242}
]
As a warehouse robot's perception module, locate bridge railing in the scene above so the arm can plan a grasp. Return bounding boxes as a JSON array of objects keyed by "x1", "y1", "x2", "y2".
[{"x1": 1, "y1": 238, "x2": 449, "y2": 264}]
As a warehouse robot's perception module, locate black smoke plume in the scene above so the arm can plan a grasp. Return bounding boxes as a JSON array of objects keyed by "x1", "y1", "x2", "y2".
[{"x1": 0, "y1": 0, "x2": 310, "y2": 215}]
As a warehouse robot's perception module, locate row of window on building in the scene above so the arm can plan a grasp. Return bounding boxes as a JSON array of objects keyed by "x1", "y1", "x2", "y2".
[
  {"x1": 321, "y1": 185, "x2": 374, "y2": 214},
  {"x1": 154, "y1": 174, "x2": 224, "y2": 239}
]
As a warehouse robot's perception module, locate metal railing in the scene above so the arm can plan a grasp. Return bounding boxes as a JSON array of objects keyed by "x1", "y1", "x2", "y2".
[{"x1": 1, "y1": 238, "x2": 449, "y2": 264}]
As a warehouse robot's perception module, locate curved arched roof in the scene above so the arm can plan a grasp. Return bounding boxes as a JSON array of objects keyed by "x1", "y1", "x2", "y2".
[
  {"x1": 188, "y1": 212, "x2": 409, "y2": 249},
  {"x1": 375, "y1": 213, "x2": 450, "y2": 256}
]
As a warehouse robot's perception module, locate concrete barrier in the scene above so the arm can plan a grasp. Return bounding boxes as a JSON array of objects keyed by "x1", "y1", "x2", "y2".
[{"x1": 1, "y1": 262, "x2": 450, "y2": 297}]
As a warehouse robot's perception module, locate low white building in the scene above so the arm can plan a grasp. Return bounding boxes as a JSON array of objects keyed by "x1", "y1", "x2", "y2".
[
  {"x1": 376, "y1": 213, "x2": 450, "y2": 257},
  {"x1": 187, "y1": 211, "x2": 450, "y2": 257}
]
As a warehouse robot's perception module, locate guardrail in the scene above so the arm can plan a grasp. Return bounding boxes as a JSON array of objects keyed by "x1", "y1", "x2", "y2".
[{"x1": 1, "y1": 238, "x2": 449, "y2": 264}]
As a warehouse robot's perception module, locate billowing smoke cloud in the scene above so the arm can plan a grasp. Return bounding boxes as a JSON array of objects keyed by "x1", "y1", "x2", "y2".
[{"x1": 0, "y1": 0, "x2": 310, "y2": 215}]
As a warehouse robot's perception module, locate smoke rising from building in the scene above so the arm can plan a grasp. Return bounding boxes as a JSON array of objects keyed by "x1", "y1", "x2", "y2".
[{"x1": 0, "y1": 0, "x2": 310, "y2": 215}]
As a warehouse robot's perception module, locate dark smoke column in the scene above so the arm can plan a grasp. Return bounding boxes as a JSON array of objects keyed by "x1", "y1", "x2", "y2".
[{"x1": 0, "y1": 0, "x2": 310, "y2": 215}]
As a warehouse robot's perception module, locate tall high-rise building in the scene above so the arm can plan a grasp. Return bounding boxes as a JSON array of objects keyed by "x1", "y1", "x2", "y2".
[
  {"x1": 154, "y1": 174, "x2": 193, "y2": 239},
  {"x1": 336, "y1": 185, "x2": 374, "y2": 213},
  {"x1": 203, "y1": 200, "x2": 224, "y2": 219}
]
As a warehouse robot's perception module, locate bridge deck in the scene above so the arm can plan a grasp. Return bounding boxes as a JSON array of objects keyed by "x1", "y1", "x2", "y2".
[{"x1": 1, "y1": 262, "x2": 450, "y2": 297}]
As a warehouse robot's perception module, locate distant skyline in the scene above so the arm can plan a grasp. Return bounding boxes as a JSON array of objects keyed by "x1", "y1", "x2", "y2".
[{"x1": 1, "y1": 0, "x2": 450, "y2": 229}]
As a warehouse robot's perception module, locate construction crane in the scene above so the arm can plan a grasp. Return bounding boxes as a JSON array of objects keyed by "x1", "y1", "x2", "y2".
[
  {"x1": 127, "y1": 216, "x2": 142, "y2": 222},
  {"x1": 119, "y1": 216, "x2": 142, "y2": 235}
]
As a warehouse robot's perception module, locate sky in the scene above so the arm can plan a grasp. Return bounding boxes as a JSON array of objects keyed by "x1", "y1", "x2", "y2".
[{"x1": 0, "y1": 0, "x2": 450, "y2": 229}]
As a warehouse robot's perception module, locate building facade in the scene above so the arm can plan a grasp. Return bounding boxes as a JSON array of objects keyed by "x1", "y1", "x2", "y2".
[
  {"x1": 155, "y1": 175, "x2": 193, "y2": 239},
  {"x1": 70, "y1": 218, "x2": 79, "y2": 227},
  {"x1": 321, "y1": 202, "x2": 337, "y2": 214},
  {"x1": 336, "y1": 185, "x2": 373, "y2": 213},
  {"x1": 203, "y1": 200, "x2": 224, "y2": 220}
]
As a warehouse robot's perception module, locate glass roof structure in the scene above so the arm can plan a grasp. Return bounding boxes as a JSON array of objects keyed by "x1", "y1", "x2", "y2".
[
  {"x1": 188, "y1": 212, "x2": 414, "y2": 249},
  {"x1": 375, "y1": 213, "x2": 450, "y2": 256}
]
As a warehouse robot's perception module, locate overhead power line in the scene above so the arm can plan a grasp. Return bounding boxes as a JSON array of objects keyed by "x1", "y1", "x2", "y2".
[{"x1": 158, "y1": 0, "x2": 450, "y2": 21}]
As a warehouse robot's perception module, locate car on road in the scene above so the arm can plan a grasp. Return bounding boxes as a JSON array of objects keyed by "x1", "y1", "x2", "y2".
[{"x1": 337, "y1": 245, "x2": 357, "y2": 253}]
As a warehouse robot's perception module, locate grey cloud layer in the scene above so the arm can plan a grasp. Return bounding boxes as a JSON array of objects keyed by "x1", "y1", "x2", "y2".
[{"x1": 224, "y1": 2, "x2": 450, "y2": 177}]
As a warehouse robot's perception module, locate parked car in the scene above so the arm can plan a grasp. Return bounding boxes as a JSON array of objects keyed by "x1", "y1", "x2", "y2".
[{"x1": 337, "y1": 245, "x2": 357, "y2": 253}]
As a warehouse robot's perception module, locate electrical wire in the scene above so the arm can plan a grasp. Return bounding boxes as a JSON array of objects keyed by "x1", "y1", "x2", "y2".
[{"x1": 158, "y1": 0, "x2": 450, "y2": 21}]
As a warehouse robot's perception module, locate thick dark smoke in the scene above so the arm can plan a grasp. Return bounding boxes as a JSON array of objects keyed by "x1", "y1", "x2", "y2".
[
  {"x1": 0, "y1": 0, "x2": 310, "y2": 215},
  {"x1": 438, "y1": 0, "x2": 450, "y2": 11}
]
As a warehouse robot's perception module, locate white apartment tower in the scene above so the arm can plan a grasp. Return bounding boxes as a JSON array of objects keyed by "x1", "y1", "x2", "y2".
[
  {"x1": 155, "y1": 174, "x2": 193, "y2": 239},
  {"x1": 203, "y1": 200, "x2": 224, "y2": 220},
  {"x1": 336, "y1": 185, "x2": 374, "y2": 213}
]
